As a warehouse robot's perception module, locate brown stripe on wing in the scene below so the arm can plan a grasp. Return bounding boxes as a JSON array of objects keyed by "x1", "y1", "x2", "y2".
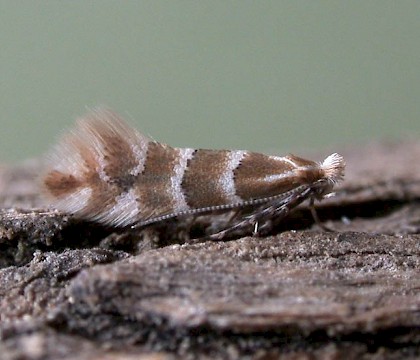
[
  {"x1": 181, "y1": 149, "x2": 236, "y2": 208},
  {"x1": 80, "y1": 177, "x2": 122, "y2": 218},
  {"x1": 44, "y1": 171, "x2": 82, "y2": 197},
  {"x1": 81, "y1": 110, "x2": 147, "y2": 192},
  {"x1": 71, "y1": 130, "x2": 123, "y2": 218},
  {"x1": 234, "y1": 152, "x2": 313, "y2": 200},
  {"x1": 72, "y1": 112, "x2": 145, "y2": 221},
  {"x1": 43, "y1": 130, "x2": 96, "y2": 198},
  {"x1": 134, "y1": 142, "x2": 181, "y2": 220}
]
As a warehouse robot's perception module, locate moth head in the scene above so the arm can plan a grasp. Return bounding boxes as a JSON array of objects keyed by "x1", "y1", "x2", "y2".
[{"x1": 314, "y1": 153, "x2": 345, "y2": 199}]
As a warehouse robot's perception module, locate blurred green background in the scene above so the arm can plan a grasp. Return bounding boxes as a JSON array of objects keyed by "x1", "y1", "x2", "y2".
[{"x1": 0, "y1": 1, "x2": 419, "y2": 162}]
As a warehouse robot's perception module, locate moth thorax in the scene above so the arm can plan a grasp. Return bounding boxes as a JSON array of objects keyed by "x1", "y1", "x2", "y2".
[{"x1": 295, "y1": 167, "x2": 324, "y2": 185}]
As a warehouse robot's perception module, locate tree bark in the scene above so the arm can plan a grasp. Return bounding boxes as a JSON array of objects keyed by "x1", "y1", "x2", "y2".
[{"x1": 0, "y1": 141, "x2": 419, "y2": 359}]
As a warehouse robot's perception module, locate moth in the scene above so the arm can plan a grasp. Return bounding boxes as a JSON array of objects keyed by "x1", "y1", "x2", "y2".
[{"x1": 42, "y1": 108, "x2": 345, "y2": 239}]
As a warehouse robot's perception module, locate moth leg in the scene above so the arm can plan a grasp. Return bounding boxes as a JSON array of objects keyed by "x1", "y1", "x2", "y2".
[
  {"x1": 309, "y1": 197, "x2": 334, "y2": 231},
  {"x1": 225, "y1": 208, "x2": 243, "y2": 226},
  {"x1": 180, "y1": 213, "x2": 200, "y2": 239},
  {"x1": 203, "y1": 220, "x2": 253, "y2": 241},
  {"x1": 252, "y1": 203, "x2": 291, "y2": 236},
  {"x1": 198, "y1": 185, "x2": 315, "y2": 241},
  {"x1": 252, "y1": 221, "x2": 259, "y2": 236},
  {"x1": 204, "y1": 201, "x2": 291, "y2": 240},
  {"x1": 201, "y1": 204, "x2": 269, "y2": 241}
]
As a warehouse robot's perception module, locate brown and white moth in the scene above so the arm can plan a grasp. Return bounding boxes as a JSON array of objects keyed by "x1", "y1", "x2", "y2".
[{"x1": 42, "y1": 108, "x2": 345, "y2": 239}]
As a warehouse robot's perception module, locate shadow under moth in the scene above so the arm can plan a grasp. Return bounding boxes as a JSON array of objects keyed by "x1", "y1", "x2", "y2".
[{"x1": 42, "y1": 108, "x2": 345, "y2": 240}]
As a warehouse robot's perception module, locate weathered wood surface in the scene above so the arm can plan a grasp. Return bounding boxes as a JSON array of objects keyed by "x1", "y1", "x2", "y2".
[{"x1": 0, "y1": 141, "x2": 419, "y2": 359}]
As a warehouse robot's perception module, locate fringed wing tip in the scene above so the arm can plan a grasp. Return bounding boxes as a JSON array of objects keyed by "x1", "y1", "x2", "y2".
[
  {"x1": 40, "y1": 108, "x2": 150, "y2": 219},
  {"x1": 74, "y1": 107, "x2": 150, "y2": 144}
]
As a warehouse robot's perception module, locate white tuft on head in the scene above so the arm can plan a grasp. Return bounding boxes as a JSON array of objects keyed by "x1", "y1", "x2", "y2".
[{"x1": 320, "y1": 153, "x2": 345, "y2": 184}]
